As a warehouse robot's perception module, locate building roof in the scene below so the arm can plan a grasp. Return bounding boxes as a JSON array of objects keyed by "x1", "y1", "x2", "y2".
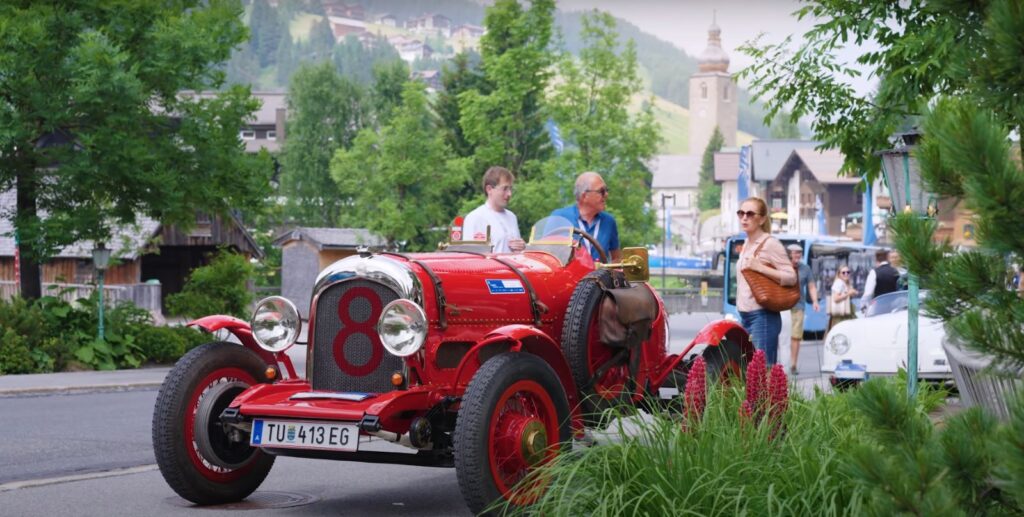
[
  {"x1": 750, "y1": 139, "x2": 821, "y2": 182},
  {"x1": 713, "y1": 149, "x2": 740, "y2": 181},
  {"x1": 251, "y1": 92, "x2": 286, "y2": 126},
  {"x1": 792, "y1": 148, "x2": 859, "y2": 184},
  {"x1": 1, "y1": 189, "x2": 262, "y2": 260},
  {"x1": 650, "y1": 154, "x2": 701, "y2": 189},
  {"x1": 1, "y1": 189, "x2": 159, "y2": 260},
  {"x1": 273, "y1": 227, "x2": 385, "y2": 250}
]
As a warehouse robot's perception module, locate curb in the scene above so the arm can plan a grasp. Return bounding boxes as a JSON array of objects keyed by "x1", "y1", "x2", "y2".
[{"x1": 0, "y1": 382, "x2": 166, "y2": 397}]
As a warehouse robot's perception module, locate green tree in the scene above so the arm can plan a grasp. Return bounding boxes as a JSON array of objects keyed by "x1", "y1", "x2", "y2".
[
  {"x1": 274, "y1": 32, "x2": 297, "y2": 86},
  {"x1": 0, "y1": 0, "x2": 270, "y2": 300},
  {"x1": 459, "y1": 0, "x2": 556, "y2": 177},
  {"x1": 249, "y1": 0, "x2": 283, "y2": 67},
  {"x1": 739, "y1": 0, "x2": 1024, "y2": 180},
  {"x1": 331, "y1": 82, "x2": 471, "y2": 250},
  {"x1": 371, "y1": 60, "x2": 410, "y2": 126},
  {"x1": 331, "y1": 34, "x2": 402, "y2": 86},
  {"x1": 436, "y1": 51, "x2": 485, "y2": 159},
  {"x1": 769, "y1": 112, "x2": 801, "y2": 139},
  {"x1": 280, "y1": 61, "x2": 366, "y2": 226},
  {"x1": 306, "y1": 17, "x2": 336, "y2": 63},
  {"x1": 543, "y1": 11, "x2": 661, "y2": 247},
  {"x1": 697, "y1": 127, "x2": 725, "y2": 211}
]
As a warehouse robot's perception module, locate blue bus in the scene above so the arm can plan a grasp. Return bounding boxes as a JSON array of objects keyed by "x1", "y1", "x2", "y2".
[{"x1": 720, "y1": 234, "x2": 884, "y2": 338}]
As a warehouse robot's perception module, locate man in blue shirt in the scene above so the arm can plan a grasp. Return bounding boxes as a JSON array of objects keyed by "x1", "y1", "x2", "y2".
[{"x1": 550, "y1": 171, "x2": 621, "y2": 262}]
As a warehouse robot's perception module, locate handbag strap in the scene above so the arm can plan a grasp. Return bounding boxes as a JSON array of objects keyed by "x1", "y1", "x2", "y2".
[{"x1": 749, "y1": 235, "x2": 770, "y2": 259}]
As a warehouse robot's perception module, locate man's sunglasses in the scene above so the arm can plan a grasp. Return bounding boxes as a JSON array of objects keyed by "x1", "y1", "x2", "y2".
[
  {"x1": 736, "y1": 210, "x2": 763, "y2": 219},
  {"x1": 586, "y1": 187, "x2": 609, "y2": 196}
]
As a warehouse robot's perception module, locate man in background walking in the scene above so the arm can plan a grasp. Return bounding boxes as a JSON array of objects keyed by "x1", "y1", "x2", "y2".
[{"x1": 787, "y1": 244, "x2": 819, "y2": 375}]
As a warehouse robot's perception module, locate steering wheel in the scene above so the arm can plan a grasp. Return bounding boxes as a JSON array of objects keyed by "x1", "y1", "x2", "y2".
[{"x1": 571, "y1": 227, "x2": 608, "y2": 263}]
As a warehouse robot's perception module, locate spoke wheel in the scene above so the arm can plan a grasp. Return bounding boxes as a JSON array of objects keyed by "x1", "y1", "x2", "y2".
[
  {"x1": 562, "y1": 269, "x2": 642, "y2": 424},
  {"x1": 454, "y1": 353, "x2": 570, "y2": 516},
  {"x1": 152, "y1": 342, "x2": 275, "y2": 505}
]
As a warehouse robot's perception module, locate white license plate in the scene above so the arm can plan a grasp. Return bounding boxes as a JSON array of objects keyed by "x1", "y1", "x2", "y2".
[{"x1": 250, "y1": 419, "x2": 359, "y2": 452}]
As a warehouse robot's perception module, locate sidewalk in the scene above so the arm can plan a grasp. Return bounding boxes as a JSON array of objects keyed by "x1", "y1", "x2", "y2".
[{"x1": 0, "y1": 344, "x2": 308, "y2": 397}]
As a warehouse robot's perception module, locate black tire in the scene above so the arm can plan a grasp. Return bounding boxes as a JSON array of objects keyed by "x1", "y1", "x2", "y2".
[
  {"x1": 702, "y1": 337, "x2": 748, "y2": 385},
  {"x1": 561, "y1": 269, "x2": 638, "y2": 423},
  {"x1": 454, "y1": 353, "x2": 571, "y2": 516},
  {"x1": 152, "y1": 342, "x2": 275, "y2": 505}
]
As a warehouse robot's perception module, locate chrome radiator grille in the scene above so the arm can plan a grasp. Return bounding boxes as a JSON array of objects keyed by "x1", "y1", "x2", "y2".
[{"x1": 311, "y1": 279, "x2": 402, "y2": 393}]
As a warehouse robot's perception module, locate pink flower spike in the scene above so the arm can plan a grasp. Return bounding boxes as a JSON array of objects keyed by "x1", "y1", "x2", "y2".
[
  {"x1": 684, "y1": 356, "x2": 708, "y2": 422},
  {"x1": 745, "y1": 349, "x2": 768, "y2": 421},
  {"x1": 768, "y1": 363, "x2": 789, "y2": 418}
]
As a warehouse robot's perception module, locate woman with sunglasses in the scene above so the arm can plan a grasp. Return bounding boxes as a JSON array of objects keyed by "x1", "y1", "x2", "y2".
[
  {"x1": 735, "y1": 197, "x2": 797, "y2": 366},
  {"x1": 827, "y1": 266, "x2": 859, "y2": 332}
]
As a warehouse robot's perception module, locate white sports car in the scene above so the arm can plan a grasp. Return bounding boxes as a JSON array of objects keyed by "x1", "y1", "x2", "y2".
[{"x1": 822, "y1": 290, "x2": 953, "y2": 385}]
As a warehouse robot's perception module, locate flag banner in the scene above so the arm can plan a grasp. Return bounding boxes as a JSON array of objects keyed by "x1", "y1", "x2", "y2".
[{"x1": 737, "y1": 145, "x2": 751, "y2": 201}]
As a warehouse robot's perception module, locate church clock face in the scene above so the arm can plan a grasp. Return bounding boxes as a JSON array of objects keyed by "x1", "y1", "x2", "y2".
[{"x1": 698, "y1": 108, "x2": 707, "y2": 118}]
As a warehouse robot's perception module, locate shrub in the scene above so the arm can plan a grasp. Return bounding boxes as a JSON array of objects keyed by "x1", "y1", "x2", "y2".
[
  {"x1": 0, "y1": 328, "x2": 37, "y2": 374},
  {"x1": 166, "y1": 249, "x2": 255, "y2": 318},
  {"x1": 134, "y1": 326, "x2": 186, "y2": 364}
]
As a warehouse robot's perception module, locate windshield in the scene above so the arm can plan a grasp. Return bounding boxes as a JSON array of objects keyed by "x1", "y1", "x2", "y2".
[
  {"x1": 864, "y1": 290, "x2": 926, "y2": 317},
  {"x1": 525, "y1": 216, "x2": 576, "y2": 264}
]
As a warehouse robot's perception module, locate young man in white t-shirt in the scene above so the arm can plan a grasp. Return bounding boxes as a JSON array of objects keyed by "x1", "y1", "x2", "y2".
[{"x1": 462, "y1": 166, "x2": 525, "y2": 253}]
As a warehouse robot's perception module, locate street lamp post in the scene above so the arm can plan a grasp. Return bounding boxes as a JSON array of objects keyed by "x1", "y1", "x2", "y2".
[
  {"x1": 879, "y1": 131, "x2": 934, "y2": 398},
  {"x1": 661, "y1": 193, "x2": 676, "y2": 289},
  {"x1": 92, "y1": 243, "x2": 111, "y2": 341}
]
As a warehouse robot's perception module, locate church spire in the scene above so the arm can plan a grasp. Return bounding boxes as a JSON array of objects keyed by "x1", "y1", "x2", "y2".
[{"x1": 697, "y1": 14, "x2": 729, "y2": 73}]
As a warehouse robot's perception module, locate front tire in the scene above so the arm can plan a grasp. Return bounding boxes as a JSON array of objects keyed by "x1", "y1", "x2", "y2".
[
  {"x1": 152, "y1": 341, "x2": 275, "y2": 505},
  {"x1": 454, "y1": 353, "x2": 571, "y2": 516}
]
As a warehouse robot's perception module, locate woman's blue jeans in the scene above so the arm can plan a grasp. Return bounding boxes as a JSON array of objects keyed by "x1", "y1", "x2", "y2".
[{"x1": 739, "y1": 309, "x2": 782, "y2": 365}]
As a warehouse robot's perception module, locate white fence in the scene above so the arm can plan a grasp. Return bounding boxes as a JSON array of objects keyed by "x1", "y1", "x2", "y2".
[{"x1": 0, "y1": 281, "x2": 162, "y2": 314}]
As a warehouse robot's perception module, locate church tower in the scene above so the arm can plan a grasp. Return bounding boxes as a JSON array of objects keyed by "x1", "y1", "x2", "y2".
[{"x1": 689, "y1": 15, "x2": 737, "y2": 153}]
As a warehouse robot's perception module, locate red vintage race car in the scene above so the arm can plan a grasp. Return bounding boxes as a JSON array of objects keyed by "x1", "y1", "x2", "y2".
[{"x1": 152, "y1": 217, "x2": 753, "y2": 514}]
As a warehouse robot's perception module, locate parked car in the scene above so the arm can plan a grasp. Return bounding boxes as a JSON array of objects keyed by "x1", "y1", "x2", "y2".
[
  {"x1": 151, "y1": 216, "x2": 754, "y2": 515},
  {"x1": 822, "y1": 290, "x2": 952, "y2": 385}
]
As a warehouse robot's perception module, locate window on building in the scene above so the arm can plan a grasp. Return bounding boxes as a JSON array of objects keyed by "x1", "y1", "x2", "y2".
[
  {"x1": 700, "y1": 82, "x2": 707, "y2": 99},
  {"x1": 723, "y1": 85, "x2": 730, "y2": 101},
  {"x1": 267, "y1": 130, "x2": 277, "y2": 141},
  {"x1": 240, "y1": 130, "x2": 255, "y2": 140}
]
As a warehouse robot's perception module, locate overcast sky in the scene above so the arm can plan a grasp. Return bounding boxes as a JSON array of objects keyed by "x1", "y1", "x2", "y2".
[{"x1": 556, "y1": 0, "x2": 878, "y2": 96}]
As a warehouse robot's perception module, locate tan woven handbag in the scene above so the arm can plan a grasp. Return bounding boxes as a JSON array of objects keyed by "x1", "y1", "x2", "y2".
[{"x1": 741, "y1": 238, "x2": 800, "y2": 312}]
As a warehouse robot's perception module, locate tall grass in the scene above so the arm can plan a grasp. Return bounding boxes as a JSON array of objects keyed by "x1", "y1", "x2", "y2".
[{"x1": 522, "y1": 385, "x2": 874, "y2": 516}]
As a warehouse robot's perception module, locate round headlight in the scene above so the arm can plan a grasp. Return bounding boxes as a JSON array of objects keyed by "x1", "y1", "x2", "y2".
[
  {"x1": 828, "y1": 334, "x2": 850, "y2": 355},
  {"x1": 376, "y1": 299, "x2": 427, "y2": 357},
  {"x1": 251, "y1": 296, "x2": 301, "y2": 352}
]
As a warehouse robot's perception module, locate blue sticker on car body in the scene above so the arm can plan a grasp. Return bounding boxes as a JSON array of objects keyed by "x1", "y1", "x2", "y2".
[{"x1": 486, "y1": 279, "x2": 525, "y2": 294}]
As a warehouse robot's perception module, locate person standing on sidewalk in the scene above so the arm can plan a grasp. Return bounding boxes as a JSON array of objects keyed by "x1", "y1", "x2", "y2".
[
  {"x1": 786, "y1": 244, "x2": 819, "y2": 375},
  {"x1": 828, "y1": 266, "x2": 858, "y2": 332},
  {"x1": 550, "y1": 171, "x2": 621, "y2": 262},
  {"x1": 736, "y1": 197, "x2": 797, "y2": 366},
  {"x1": 859, "y1": 249, "x2": 901, "y2": 312}
]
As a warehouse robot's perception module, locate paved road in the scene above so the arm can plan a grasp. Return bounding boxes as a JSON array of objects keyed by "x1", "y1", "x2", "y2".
[{"x1": 0, "y1": 312, "x2": 825, "y2": 516}]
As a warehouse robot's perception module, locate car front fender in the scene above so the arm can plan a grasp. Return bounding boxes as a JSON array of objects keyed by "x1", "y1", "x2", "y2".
[
  {"x1": 452, "y1": 324, "x2": 581, "y2": 429},
  {"x1": 188, "y1": 315, "x2": 298, "y2": 379}
]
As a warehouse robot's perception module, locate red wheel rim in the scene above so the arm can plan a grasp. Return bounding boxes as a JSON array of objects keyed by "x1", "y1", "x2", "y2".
[
  {"x1": 487, "y1": 380, "x2": 560, "y2": 504},
  {"x1": 184, "y1": 367, "x2": 260, "y2": 482},
  {"x1": 586, "y1": 313, "x2": 632, "y2": 400}
]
